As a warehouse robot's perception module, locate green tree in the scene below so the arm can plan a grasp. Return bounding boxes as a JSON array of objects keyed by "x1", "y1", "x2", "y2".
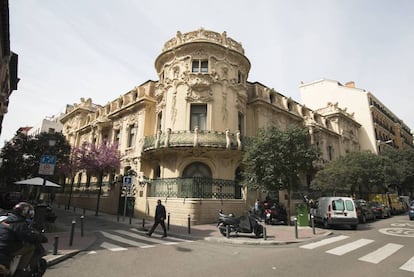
[
  {"x1": 76, "y1": 141, "x2": 121, "y2": 216},
  {"x1": 0, "y1": 131, "x2": 33, "y2": 187},
  {"x1": 380, "y1": 147, "x2": 414, "y2": 195},
  {"x1": 0, "y1": 131, "x2": 70, "y2": 188},
  {"x1": 311, "y1": 151, "x2": 384, "y2": 198},
  {"x1": 242, "y1": 126, "x2": 318, "y2": 221}
]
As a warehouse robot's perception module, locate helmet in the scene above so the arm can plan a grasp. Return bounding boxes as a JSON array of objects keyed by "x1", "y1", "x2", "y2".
[{"x1": 13, "y1": 202, "x2": 35, "y2": 219}]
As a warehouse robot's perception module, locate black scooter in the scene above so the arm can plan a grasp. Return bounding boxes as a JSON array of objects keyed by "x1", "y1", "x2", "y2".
[
  {"x1": 8, "y1": 237, "x2": 48, "y2": 277},
  {"x1": 1, "y1": 217, "x2": 49, "y2": 277},
  {"x1": 217, "y1": 210, "x2": 263, "y2": 238}
]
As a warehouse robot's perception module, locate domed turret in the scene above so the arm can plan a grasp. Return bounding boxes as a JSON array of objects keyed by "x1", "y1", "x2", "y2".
[{"x1": 154, "y1": 28, "x2": 250, "y2": 134}]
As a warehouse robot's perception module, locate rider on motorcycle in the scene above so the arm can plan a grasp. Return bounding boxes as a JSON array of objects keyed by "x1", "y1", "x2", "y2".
[{"x1": 0, "y1": 202, "x2": 46, "y2": 276}]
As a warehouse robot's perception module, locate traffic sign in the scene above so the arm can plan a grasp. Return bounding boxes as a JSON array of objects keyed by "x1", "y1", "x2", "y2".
[
  {"x1": 38, "y1": 155, "x2": 57, "y2": 175},
  {"x1": 40, "y1": 155, "x2": 57, "y2": 164},
  {"x1": 123, "y1": 176, "x2": 132, "y2": 187}
]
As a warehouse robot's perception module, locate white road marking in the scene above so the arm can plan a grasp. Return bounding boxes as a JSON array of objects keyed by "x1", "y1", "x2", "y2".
[
  {"x1": 130, "y1": 228, "x2": 193, "y2": 242},
  {"x1": 114, "y1": 229, "x2": 178, "y2": 245},
  {"x1": 400, "y1": 256, "x2": 414, "y2": 272},
  {"x1": 326, "y1": 239, "x2": 374, "y2": 256},
  {"x1": 300, "y1": 235, "x2": 349, "y2": 250},
  {"x1": 100, "y1": 242, "x2": 127, "y2": 252},
  {"x1": 100, "y1": 231, "x2": 155, "y2": 248},
  {"x1": 358, "y1": 243, "x2": 403, "y2": 264}
]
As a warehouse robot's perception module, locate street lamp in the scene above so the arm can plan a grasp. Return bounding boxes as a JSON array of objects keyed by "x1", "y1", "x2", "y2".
[
  {"x1": 376, "y1": 139, "x2": 393, "y2": 153},
  {"x1": 37, "y1": 139, "x2": 57, "y2": 202}
]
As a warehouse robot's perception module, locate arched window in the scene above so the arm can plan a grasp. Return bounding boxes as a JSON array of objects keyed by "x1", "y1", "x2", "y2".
[
  {"x1": 182, "y1": 162, "x2": 212, "y2": 178},
  {"x1": 234, "y1": 167, "x2": 243, "y2": 199},
  {"x1": 182, "y1": 162, "x2": 212, "y2": 198},
  {"x1": 155, "y1": 166, "x2": 161, "y2": 179}
]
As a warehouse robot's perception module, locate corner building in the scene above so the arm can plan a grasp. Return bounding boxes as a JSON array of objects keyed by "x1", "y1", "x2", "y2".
[{"x1": 59, "y1": 29, "x2": 361, "y2": 224}]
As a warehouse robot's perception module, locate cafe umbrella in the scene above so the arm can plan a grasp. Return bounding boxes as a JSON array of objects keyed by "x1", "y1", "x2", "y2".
[
  {"x1": 14, "y1": 177, "x2": 61, "y2": 203},
  {"x1": 14, "y1": 177, "x2": 61, "y2": 188}
]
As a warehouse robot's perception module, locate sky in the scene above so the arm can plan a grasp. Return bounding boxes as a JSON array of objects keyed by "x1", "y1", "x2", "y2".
[{"x1": 2, "y1": 0, "x2": 414, "y2": 146}]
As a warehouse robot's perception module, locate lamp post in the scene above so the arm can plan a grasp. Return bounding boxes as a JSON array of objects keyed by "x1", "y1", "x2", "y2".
[
  {"x1": 37, "y1": 139, "x2": 57, "y2": 203},
  {"x1": 376, "y1": 139, "x2": 393, "y2": 153}
]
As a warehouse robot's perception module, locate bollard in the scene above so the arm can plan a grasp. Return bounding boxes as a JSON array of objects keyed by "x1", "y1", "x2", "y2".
[
  {"x1": 129, "y1": 214, "x2": 132, "y2": 225},
  {"x1": 167, "y1": 213, "x2": 170, "y2": 231},
  {"x1": 263, "y1": 226, "x2": 267, "y2": 240},
  {"x1": 53, "y1": 236, "x2": 59, "y2": 255},
  {"x1": 311, "y1": 215, "x2": 315, "y2": 235},
  {"x1": 80, "y1": 216, "x2": 84, "y2": 237},
  {"x1": 73, "y1": 206, "x2": 76, "y2": 213},
  {"x1": 226, "y1": 225, "x2": 230, "y2": 239},
  {"x1": 142, "y1": 218, "x2": 145, "y2": 228},
  {"x1": 294, "y1": 217, "x2": 298, "y2": 239},
  {"x1": 69, "y1": 220, "x2": 76, "y2": 246},
  {"x1": 187, "y1": 214, "x2": 191, "y2": 234},
  {"x1": 117, "y1": 213, "x2": 119, "y2": 222},
  {"x1": 83, "y1": 208, "x2": 86, "y2": 215}
]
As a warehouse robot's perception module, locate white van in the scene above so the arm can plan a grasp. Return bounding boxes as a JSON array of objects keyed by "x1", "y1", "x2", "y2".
[{"x1": 313, "y1": 197, "x2": 358, "y2": 229}]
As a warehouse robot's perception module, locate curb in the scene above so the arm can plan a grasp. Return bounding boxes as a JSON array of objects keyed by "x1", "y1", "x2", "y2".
[
  {"x1": 204, "y1": 231, "x2": 333, "y2": 245},
  {"x1": 45, "y1": 233, "x2": 98, "y2": 266}
]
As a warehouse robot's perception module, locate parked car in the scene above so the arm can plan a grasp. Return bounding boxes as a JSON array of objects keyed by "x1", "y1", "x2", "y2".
[
  {"x1": 409, "y1": 205, "x2": 414, "y2": 220},
  {"x1": 312, "y1": 197, "x2": 358, "y2": 229},
  {"x1": 368, "y1": 201, "x2": 391, "y2": 219},
  {"x1": 354, "y1": 199, "x2": 376, "y2": 223}
]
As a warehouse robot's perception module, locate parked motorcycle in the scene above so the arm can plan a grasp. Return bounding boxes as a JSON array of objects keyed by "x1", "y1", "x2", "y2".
[
  {"x1": 217, "y1": 210, "x2": 263, "y2": 238},
  {"x1": 263, "y1": 202, "x2": 287, "y2": 225}
]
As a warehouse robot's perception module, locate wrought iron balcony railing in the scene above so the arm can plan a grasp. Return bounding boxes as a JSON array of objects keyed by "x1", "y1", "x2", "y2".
[{"x1": 149, "y1": 177, "x2": 242, "y2": 199}]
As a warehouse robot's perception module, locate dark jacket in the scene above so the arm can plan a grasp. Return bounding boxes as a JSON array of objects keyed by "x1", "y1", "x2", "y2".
[
  {"x1": 154, "y1": 204, "x2": 166, "y2": 221},
  {"x1": 0, "y1": 212, "x2": 44, "y2": 265}
]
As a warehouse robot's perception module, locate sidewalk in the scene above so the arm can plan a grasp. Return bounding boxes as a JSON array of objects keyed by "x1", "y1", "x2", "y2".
[{"x1": 43, "y1": 205, "x2": 332, "y2": 266}]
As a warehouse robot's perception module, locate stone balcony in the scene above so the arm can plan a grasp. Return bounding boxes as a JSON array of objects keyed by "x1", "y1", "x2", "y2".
[{"x1": 142, "y1": 129, "x2": 243, "y2": 152}]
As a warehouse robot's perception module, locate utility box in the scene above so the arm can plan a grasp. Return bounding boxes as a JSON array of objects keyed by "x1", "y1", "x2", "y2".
[{"x1": 295, "y1": 203, "x2": 309, "y2": 226}]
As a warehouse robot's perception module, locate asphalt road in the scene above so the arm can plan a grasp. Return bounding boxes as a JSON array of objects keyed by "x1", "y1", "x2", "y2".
[{"x1": 45, "y1": 214, "x2": 414, "y2": 277}]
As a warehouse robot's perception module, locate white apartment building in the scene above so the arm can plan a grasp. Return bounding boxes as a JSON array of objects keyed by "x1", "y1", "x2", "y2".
[{"x1": 300, "y1": 79, "x2": 413, "y2": 154}]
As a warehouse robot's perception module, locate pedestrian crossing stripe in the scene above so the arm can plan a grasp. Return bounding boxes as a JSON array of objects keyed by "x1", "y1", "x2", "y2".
[
  {"x1": 114, "y1": 229, "x2": 179, "y2": 246},
  {"x1": 300, "y1": 235, "x2": 349, "y2": 250},
  {"x1": 326, "y1": 239, "x2": 374, "y2": 256},
  {"x1": 300, "y1": 236, "x2": 414, "y2": 273},
  {"x1": 100, "y1": 242, "x2": 128, "y2": 252},
  {"x1": 129, "y1": 228, "x2": 194, "y2": 243},
  {"x1": 400, "y1": 256, "x2": 414, "y2": 272},
  {"x1": 358, "y1": 243, "x2": 403, "y2": 264},
  {"x1": 98, "y1": 229, "x2": 193, "y2": 252},
  {"x1": 100, "y1": 231, "x2": 156, "y2": 248}
]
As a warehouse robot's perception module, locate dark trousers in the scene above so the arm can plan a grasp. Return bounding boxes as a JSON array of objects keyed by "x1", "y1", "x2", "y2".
[{"x1": 148, "y1": 219, "x2": 167, "y2": 236}]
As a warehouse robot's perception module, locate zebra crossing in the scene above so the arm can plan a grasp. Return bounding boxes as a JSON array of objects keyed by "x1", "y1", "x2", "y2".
[
  {"x1": 300, "y1": 235, "x2": 414, "y2": 273},
  {"x1": 94, "y1": 228, "x2": 193, "y2": 252}
]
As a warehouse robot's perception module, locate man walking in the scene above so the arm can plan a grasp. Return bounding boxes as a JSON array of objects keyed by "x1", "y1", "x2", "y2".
[{"x1": 147, "y1": 199, "x2": 167, "y2": 238}]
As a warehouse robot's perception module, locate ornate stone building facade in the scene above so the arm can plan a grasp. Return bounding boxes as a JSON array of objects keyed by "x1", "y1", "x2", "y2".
[{"x1": 58, "y1": 29, "x2": 361, "y2": 224}]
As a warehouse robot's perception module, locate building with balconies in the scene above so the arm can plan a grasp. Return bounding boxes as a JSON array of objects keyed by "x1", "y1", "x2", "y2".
[
  {"x1": 300, "y1": 79, "x2": 413, "y2": 154},
  {"x1": 0, "y1": 0, "x2": 19, "y2": 136},
  {"x1": 58, "y1": 29, "x2": 361, "y2": 224}
]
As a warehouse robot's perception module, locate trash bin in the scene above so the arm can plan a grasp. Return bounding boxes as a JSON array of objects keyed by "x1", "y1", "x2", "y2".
[{"x1": 295, "y1": 203, "x2": 309, "y2": 227}]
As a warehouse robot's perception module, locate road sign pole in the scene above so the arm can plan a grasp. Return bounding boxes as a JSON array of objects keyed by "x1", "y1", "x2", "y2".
[{"x1": 123, "y1": 188, "x2": 128, "y2": 222}]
